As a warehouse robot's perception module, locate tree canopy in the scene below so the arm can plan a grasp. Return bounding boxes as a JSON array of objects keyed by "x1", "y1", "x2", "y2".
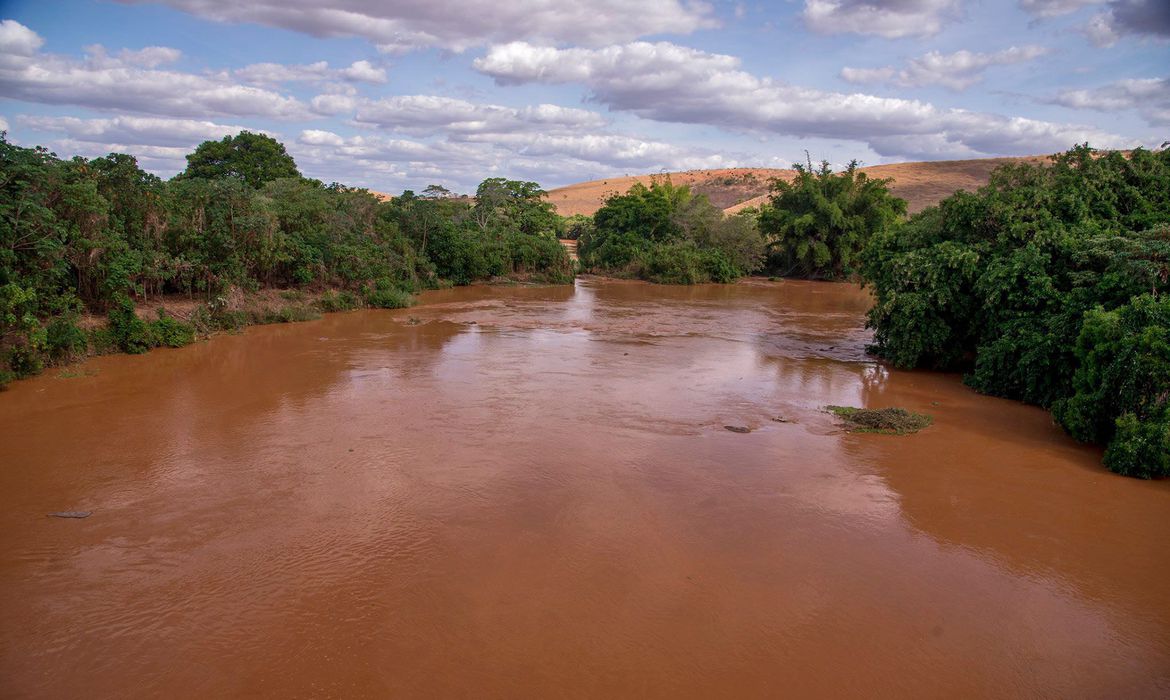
[
  {"x1": 0, "y1": 134, "x2": 572, "y2": 387},
  {"x1": 758, "y1": 160, "x2": 905, "y2": 279},
  {"x1": 179, "y1": 131, "x2": 301, "y2": 188},
  {"x1": 579, "y1": 178, "x2": 764, "y2": 284},
  {"x1": 862, "y1": 144, "x2": 1170, "y2": 477}
]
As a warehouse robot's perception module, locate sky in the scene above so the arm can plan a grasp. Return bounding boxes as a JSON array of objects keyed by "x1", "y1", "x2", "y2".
[{"x1": 0, "y1": 0, "x2": 1166, "y2": 194}]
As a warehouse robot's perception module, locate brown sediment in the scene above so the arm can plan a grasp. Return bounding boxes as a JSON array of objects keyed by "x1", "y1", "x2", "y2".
[{"x1": 0, "y1": 278, "x2": 1167, "y2": 698}]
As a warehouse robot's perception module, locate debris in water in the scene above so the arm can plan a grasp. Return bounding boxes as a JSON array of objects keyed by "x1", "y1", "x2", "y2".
[
  {"x1": 48, "y1": 511, "x2": 91, "y2": 519},
  {"x1": 826, "y1": 406, "x2": 933, "y2": 435},
  {"x1": 724, "y1": 425, "x2": 751, "y2": 434},
  {"x1": 771, "y1": 416, "x2": 791, "y2": 423}
]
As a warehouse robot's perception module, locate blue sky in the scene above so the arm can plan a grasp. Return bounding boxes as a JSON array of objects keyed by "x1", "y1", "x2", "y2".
[{"x1": 0, "y1": 0, "x2": 1166, "y2": 193}]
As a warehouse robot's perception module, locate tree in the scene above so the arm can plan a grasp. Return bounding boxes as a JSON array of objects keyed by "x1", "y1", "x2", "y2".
[
  {"x1": 862, "y1": 144, "x2": 1170, "y2": 477},
  {"x1": 758, "y1": 160, "x2": 905, "y2": 279},
  {"x1": 179, "y1": 131, "x2": 300, "y2": 188}
]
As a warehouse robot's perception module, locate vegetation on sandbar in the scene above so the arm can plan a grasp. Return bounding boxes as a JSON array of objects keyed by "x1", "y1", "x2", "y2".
[{"x1": 827, "y1": 406, "x2": 933, "y2": 435}]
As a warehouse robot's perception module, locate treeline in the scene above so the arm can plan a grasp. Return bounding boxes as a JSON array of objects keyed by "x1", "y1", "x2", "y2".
[
  {"x1": 863, "y1": 146, "x2": 1170, "y2": 478},
  {"x1": 0, "y1": 131, "x2": 572, "y2": 386},
  {"x1": 577, "y1": 161, "x2": 905, "y2": 283}
]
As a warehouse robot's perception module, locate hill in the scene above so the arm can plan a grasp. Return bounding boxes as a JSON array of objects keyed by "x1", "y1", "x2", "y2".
[{"x1": 546, "y1": 155, "x2": 1051, "y2": 218}]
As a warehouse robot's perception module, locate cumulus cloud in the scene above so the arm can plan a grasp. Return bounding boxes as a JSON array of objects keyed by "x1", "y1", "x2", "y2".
[
  {"x1": 0, "y1": 20, "x2": 310, "y2": 119},
  {"x1": 802, "y1": 0, "x2": 960, "y2": 38},
  {"x1": 1084, "y1": 0, "x2": 1170, "y2": 47},
  {"x1": 842, "y1": 46, "x2": 1049, "y2": 91},
  {"x1": 0, "y1": 18, "x2": 44, "y2": 55},
  {"x1": 475, "y1": 41, "x2": 1136, "y2": 159},
  {"x1": 121, "y1": 0, "x2": 717, "y2": 53},
  {"x1": 235, "y1": 59, "x2": 386, "y2": 85},
  {"x1": 1050, "y1": 77, "x2": 1170, "y2": 126}
]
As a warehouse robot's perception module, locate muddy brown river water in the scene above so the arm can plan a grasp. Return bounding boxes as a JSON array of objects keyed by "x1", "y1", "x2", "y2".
[{"x1": 1, "y1": 278, "x2": 1168, "y2": 698}]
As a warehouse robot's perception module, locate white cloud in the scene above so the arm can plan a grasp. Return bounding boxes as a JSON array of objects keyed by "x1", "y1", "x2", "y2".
[
  {"x1": 0, "y1": 20, "x2": 310, "y2": 119},
  {"x1": 840, "y1": 66, "x2": 897, "y2": 84},
  {"x1": 475, "y1": 41, "x2": 1136, "y2": 159},
  {"x1": 341, "y1": 60, "x2": 386, "y2": 83},
  {"x1": 121, "y1": 0, "x2": 718, "y2": 53},
  {"x1": 353, "y1": 95, "x2": 608, "y2": 136},
  {"x1": 235, "y1": 59, "x2": 386, "y2": 85},
  {"x1": 1084, "y1": 0, "x2": 1170, "y2": 47},
  {"x1": 17, "y1": 115, "x2": 257, "y2": 147},
  {"x1": 1019, "y1": 0, "x2": 1103, "y2": 18},
  {"x1": 291, "y1": 126, "x2": 745, "y2": 193},
  {"x1": 802, "y1": 0, "x2": 960, "y2": 38},
  {"x1": 0, "y1": 18, "x2": 45, "y2": 56},
  {"x1": 1050, "y1": 77, "x2": 1170, "y2": 126},
  {"x1": 843, "y1": 46, "x2": 1049, "y2": 91}
]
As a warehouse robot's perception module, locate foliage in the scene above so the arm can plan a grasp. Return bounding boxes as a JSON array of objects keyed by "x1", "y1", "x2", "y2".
[
  {"x1": 562, "y1": 214, "x2": 593, "y2": 240},
  {"x1": 364, "y1": 279, "x2": 415, "y2": 309},
  {"x1": 150, "y1": 310, "x2": 196, "y2": 348},
  {"x1": 108, "y1": 295, "x2": 153, "y2": 354},
  {"x1": 579, "y1": 178, "x2": 765, "y2": 283},
  {"x1": 178, "y1": 131, "x2": 300, "y2": 188},
  {"x1": 827, "y1": 405, "x2": 933, "y2": 435},
  {"x1": 1053, "y1": 294, "x2": 1170, "y2": 478},
  {"x1": 758, "y1": 160, "x2": 906, "y2": 279},
  {"x1": 0, "y1": 133, "x2": 573, "y2": 385},
  {"x1": 863, "y1": 145, "x2": 1170, "y2": 476},
  {"x1": 45, "y1": 315, "x2": 87, "y2": 361}
]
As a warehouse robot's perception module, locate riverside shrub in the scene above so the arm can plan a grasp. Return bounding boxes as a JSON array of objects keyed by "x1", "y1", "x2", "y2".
[{"x1": 863, "y1": 145, "x2": 1170, "y2": 477}]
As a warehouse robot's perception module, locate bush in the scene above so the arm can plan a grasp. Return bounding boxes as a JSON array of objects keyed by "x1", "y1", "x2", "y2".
[
  {"x1": 5, "y1": 342, "x2": 44, "y2": 378},
  {"x1": 644, "y1": 243, "x2": 739, "y2": 284},
  {"x1": 365, "y1": 279, "x2": 415, "y2": 309},
  {"x1": 150, "y1": 311, "x2": 196, "y2": 348},
  {"x1": 107, "y1": 296, "x2": 154, "y2": 354},
  {"x1": 317, "y1": 290, "x2": 359, "y2": 312},
  {"x1": 86, "y1": 327, "x2": 119, "y2": 355},
  {"x1": 45, "y1": 316, "x2": 88, "y2": 362},
  {"x1": 249, "y1": 305, "x2": 322, "y2": 324}
]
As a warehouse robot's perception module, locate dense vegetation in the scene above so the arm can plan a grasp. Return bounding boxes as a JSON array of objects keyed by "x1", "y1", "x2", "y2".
[
  {"x1": 0, "y1": 132, "x2": 571, "y2": 387},
  {"x1": 863, "y1": 145, "x2": 1170, "y2": 477},
  {"x1": 577, "y1": 178, "x2": 765, "y2": 283},
  {"x1": 758, "y1": 160, "x2": 905, "y2": 279}
]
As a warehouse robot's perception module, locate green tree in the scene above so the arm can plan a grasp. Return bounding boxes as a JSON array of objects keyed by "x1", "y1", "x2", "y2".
[
  {"x1": 178, "y1": 131, "x2": 300, "y2": 188},
  {"x1": 863, "y1": 144, "x2": 1170, "y2": 477},
  {"x1": 758, "y1": 160, "x2": 905, "y2": 279}
]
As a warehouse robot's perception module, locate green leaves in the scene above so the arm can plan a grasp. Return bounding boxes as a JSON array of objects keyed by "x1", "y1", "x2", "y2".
[
  {"x1": 580, "y1": 177, "x2": 764, "y2": 283},
  {"x1": 178, "y1": 131, "x2": 300, "y2": 188},
  {"x1": 759, "y1": 160, "x2": 905, "y2": 280},
  {"x1": 863, "y1": 144, "x2": 1170, "y2": 477}
]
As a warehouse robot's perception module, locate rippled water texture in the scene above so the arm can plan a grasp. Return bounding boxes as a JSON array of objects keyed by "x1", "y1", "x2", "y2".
[{"x1": 1, "y1": 278, "x2": 1168, "y2": 698}]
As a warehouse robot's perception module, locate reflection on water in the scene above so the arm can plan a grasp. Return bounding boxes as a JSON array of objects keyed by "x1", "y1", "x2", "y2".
[{"x1": 0, "y1": 277, "x2": 1168, "y2": 698}]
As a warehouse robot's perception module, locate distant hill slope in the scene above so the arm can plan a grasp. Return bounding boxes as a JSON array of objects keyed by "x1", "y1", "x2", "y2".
[{"x1": 547, "y1": 155, "x2": 1050, "y2": 218}]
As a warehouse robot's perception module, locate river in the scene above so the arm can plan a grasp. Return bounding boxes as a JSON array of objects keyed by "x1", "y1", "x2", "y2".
[{"x1": 1, "y1": 278, "x2": 1167, "y2": 698}]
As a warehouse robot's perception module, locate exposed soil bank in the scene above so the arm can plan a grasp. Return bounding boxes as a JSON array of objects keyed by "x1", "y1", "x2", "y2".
[{"x1": 1, "y1": 278, "x2": 1167, "y2": 698}]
